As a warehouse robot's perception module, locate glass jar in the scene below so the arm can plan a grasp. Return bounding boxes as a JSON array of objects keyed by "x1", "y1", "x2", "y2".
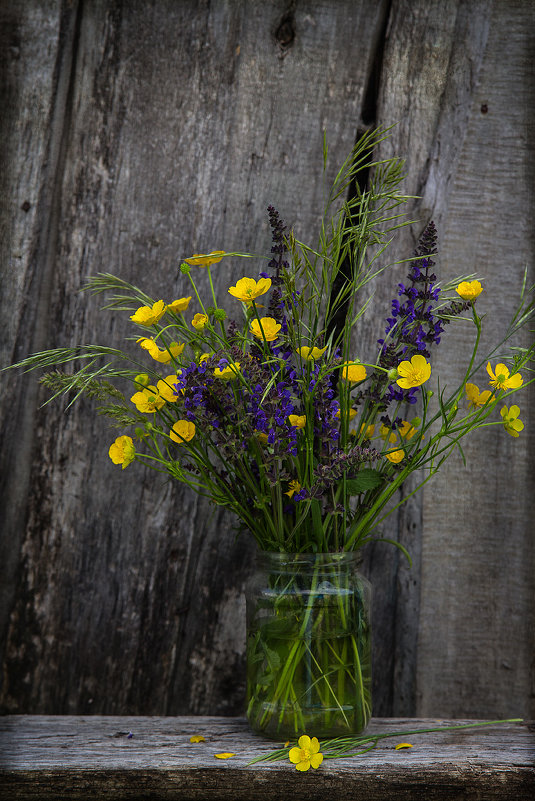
[{"x1": 245, "y1": 551, "x2": 372, "y2": 740}]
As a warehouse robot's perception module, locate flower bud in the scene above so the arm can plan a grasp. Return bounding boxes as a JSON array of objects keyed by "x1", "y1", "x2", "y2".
[
  {"x1": 134, "y1": 373, "x2": 150, "y2": 386},
  {"x1": 387, "y1": 368, "x2": 398, "y2": 382},
  {"x1": 179, "y1": 262, "x2": 191, "y2": 275}
]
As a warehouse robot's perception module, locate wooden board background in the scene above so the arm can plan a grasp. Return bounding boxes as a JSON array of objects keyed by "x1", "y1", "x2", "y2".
[{"x1": 0, "y1": 0, "x2": 533, "y2": 719}]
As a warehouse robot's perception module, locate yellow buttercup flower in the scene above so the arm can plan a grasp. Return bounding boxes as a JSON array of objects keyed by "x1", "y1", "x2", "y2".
[
  {"x1": 138, "y1": 338, "x2": 184, "y2": 363},
  {"x1": 456, "y1": 280, "x2": 483, "y2": 301},
  {"x1": 213, "y1": 362, "x2": 241, "y2": 380},
  {"x1": 170, "y1": 420, "x2": 196, "y2": 444},
  {"x1": 398, "y1": 420, "x2": 418, "y2": 440},
  {"x1": 340, "y1": 362, "x2": 367, "y2": 383},
  {"x1": 157, "y1": 375, "x2": 182, "y2": 402},
  {"x1": 228, "y1": 276, "x2": 272, "y2": 302},
  {"x1": 359, "y1": 423, "x2": 375, "y2": 438},
  {"x1": 298, "y1": 345, "x2": 327, "y2": 360},
  {"x1": 108, "y1": 435, "x2": 135, "y2": 469},
  {"x1": 486, "y1": 362, "x2": 523, "y2": 391},
  {"x1": 166, "y1": 296, "x2": 192, "y2": 313},
  {"x1": 288, "y1": 735, "x2": 323, "y2": 772},
  {"x1": 184, "y1": 251, "x2": 225, "y2": 267},
  {"x1": 254, "y1": 430, "x2": 268, "y2": 446},
  {"x1": 285, "y1": 480, "x2": 301, "y2": 498},
  {"x1": 500, "y1": 405, "x2": 524, "y2": 437},
  {"x1": 288, "y1": 414, "x2": 306, "y2": 429},
  {"x1": 130, "y1": 385, "x2": 165, "y2": 413},
  {"x1": 134, "y1": 373, "x2": 150, "y2": 387},
  {"x1": 385, "y1": 449, "x2": 405, "y2": 464},
  {"x1": 465, "y1": 382, "x2": 493, "y2": 408},
  {"x1": 396, "y1": 354, "x2": 431, "y2": 388},
  {"x1": 250, "y1": 317, "x2": 281, "y2": 342},
  {"x1": 335, "y1": 407, "x2": 357, "y2": 421},
  {"x1": 191, "y1": 313, "x2": 208, "y2": 330},
  {"x1": 380, "y1": 425, "x2": 397, "y2": 444},
  {"x1": 130, "y1": 300, "x2": 166, "y2": 326}
]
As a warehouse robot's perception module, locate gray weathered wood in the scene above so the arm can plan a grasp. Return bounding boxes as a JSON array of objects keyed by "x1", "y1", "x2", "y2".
[
  {"x1": 0, "y1": 0, "x2": 533, "y2": 723},
  {"x1": 0, "y1": 717, "x2": 533, "y2": 800}
]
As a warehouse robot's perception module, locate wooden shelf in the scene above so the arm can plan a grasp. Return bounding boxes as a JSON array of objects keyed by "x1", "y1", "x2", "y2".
[{"x1": 0, "y1": 716, "x2": 533, "y2": 800}]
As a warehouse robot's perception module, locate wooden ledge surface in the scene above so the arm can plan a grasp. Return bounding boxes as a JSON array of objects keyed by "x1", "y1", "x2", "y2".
[{"x1": 0, "y1": 716, "x2": 533, "y2": 800}]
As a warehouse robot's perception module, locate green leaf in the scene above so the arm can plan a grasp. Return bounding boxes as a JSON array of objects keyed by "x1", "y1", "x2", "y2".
[{"x1": 345, "y1": 469, "x2": 383, "y2": 495}]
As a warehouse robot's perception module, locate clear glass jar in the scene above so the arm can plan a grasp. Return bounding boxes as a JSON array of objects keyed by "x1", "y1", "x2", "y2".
[{"x1": 245, "y1": 551, "x2": 372, "y2": 740}]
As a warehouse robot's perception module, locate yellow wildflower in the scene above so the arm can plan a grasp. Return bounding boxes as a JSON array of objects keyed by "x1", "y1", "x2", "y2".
[
  {"x1": 500, "y1": 405, "x2": 524, "y2": 437},
  {"x1": 134, "y1": 373, "x2": 150, "y2": 386},
  {"x1": 380, "y1": 425, "x2": 397, "y2": 444},
  {"x1": 335, "y1": 407, "x2": 358, "y2": 421},
  {"x1": 170, "y1": 420, "x2": 196, "y2": 444},
  {"x1": 192, "y1": 313, "x2": 208, "y2": 330},
  {"x1": 285, "y1": 480, "x2": 301, "y2": 498},
  {"x1": 166, "y1": 296, "x2": 192, "y2": 313},
  {"x1": 138, "y1": 338, "x2": 184, "y2": 363},
  {"x1": 456, "y1": 280, "x2": 482, "y2": 301},
  {"x1": 288, "y1": 414, "x2": 306, "y2": 429},
  {"x1": 340, "y1": 362, "x2": 367, "y2": 383},
  {"x1": 359, "y1": 423, "x2": 375, "y2": 438},
  {"x1": 250, "y1": 317, "x2": 281, "y2": 342},
  {"x1": 398, "y1": 420, "x2": 418, "y2": 440},
  {"x1": 213, "y1": 362, "x2": 241, "y2": 380},
  {"x1": 486, "y1": 362, "x2": 523, "y2": 391},
  {"x1": 396, "y1": 354, "x2": 431, "y2": 388},
  {"x1": 298, "y1": 345, "x2": 328, "y2": 360},
  {"x1": 288, "y1": 735, "x2": 323, "y2": 771},
  {"x1": 157, "y1": 375, "x2": 182, "y2": 402},
  {"x1": 130, "y1": 385, "x2": 165, "y2": 413},
  {"x1": 184, "y1": 251, "x2": 225, "y2": 267},
  {"x1": 385, "y1": 449, "x2": 405, "y2": 464},
  {"x1": 254, "y1": 430, "x2": 268, "y2": 446},
  {"x1": 228, "y1": 276, "x2": 272, "y2": 302},
  {"x1": 130, "y1": 300, "x2": 166, "y2": 326},
  {"x1": 465, "y1": 382, "x2": 493, "y2": 408},
  {"x1": 189, "y1": 735, "x2": 206, "y2": 743},
  {"x1": 108, "y1": 435, "x2": 135, "y2": 469}
]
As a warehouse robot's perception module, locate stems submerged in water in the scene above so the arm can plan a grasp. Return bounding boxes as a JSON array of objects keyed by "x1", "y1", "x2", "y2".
[{"x1": 246, "y1": 552, "x2": 372, "y2": 740}]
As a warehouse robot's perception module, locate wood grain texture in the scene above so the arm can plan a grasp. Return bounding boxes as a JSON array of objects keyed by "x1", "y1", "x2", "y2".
[
  {"x1": 0, "y1": 717, "x2": 533, "y2": 800},
  {"x1": 0, "y1": 0, "x2": 390, "y2": 715},
  {"x1": 0, "y1": 0, "x2": 533, "y2": 722},
  {"x1": 358, "y1": 0, "x2": 535, "y2": 718}
]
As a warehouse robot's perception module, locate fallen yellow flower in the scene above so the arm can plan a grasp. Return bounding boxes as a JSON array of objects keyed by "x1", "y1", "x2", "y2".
[{"x1": 288, "y1": 735, "x2": 323, "y2": 771}]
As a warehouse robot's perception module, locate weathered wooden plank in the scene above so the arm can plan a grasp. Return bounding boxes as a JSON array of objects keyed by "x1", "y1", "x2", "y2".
[
  {"x1": 358, "y1": 0, "x2": 535, "y2": 719},
  {"x1": 415, "y1": 0, "x2": 535, "y2": 721},
  {"x1": 0, "y1": 717, "x2": 533, "y2": 800},
  {"x1": 0, "y1": 0, "x2": 391, "y2": 716}
]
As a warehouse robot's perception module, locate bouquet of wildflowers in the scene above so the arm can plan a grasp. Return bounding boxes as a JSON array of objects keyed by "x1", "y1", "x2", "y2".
[{"x1": 11, "y1": 128, "x2": 534, "y2": 738}]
